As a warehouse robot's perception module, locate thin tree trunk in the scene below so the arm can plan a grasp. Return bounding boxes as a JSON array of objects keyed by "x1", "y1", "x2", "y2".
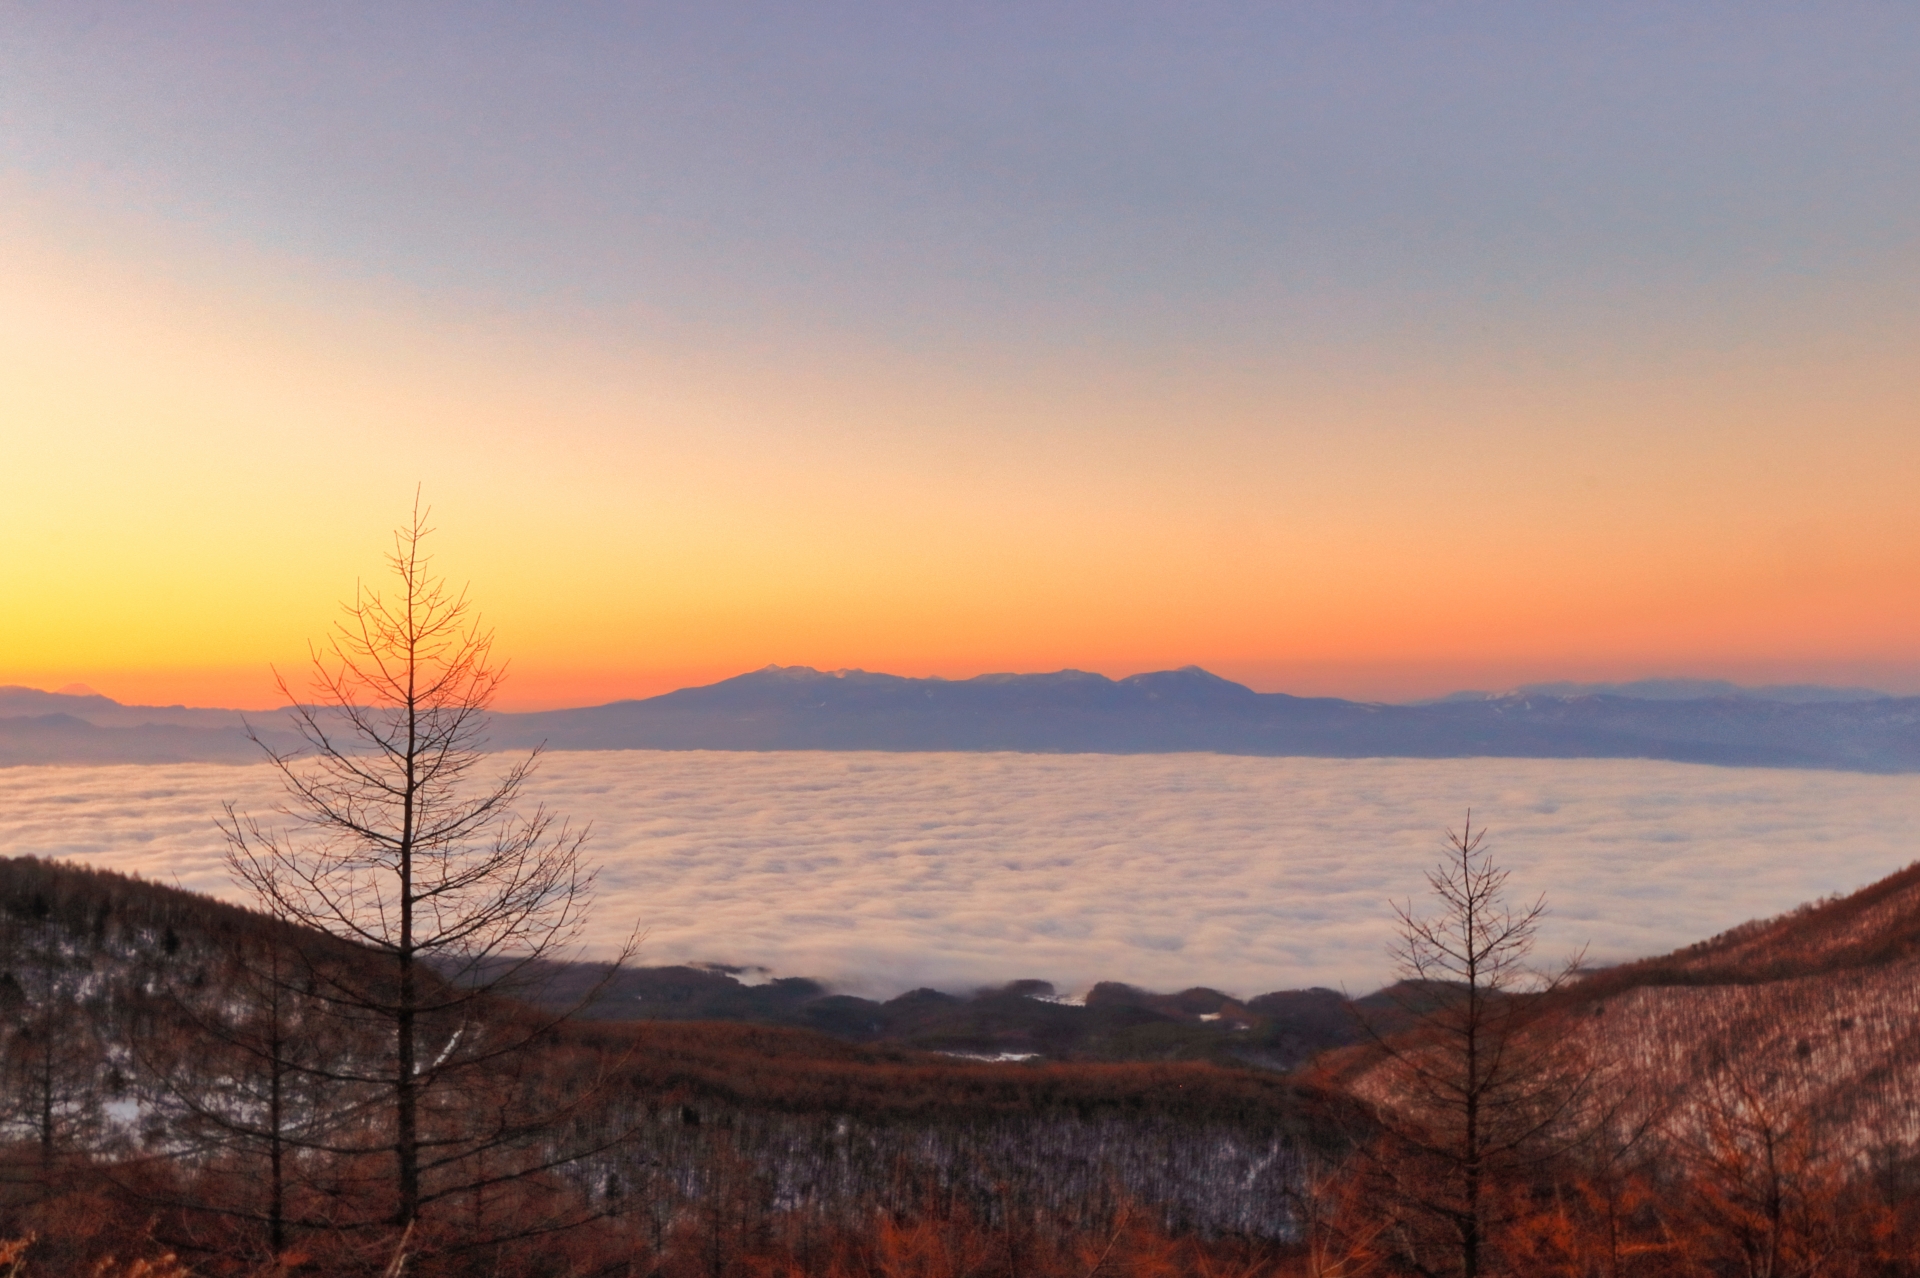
[
  {"x1": 269, "y1": 983, "x2": 287, "y2": 1256},
  {"x1": 395, "y1": 670, "x2": 421, "y2": 1227},
  {"x1": 1462, "y1": 853, "x2": 1483, "y2": 1278},
  {"x1": 397, "y1": 954, "x2": 418, "y2": 1226},
  {"x1": 36, "y1": 941, "x2": 56, "y2": 1200},
  {"x1": 38, "y1": 1032, "x2": 54, "y2": 1197}
]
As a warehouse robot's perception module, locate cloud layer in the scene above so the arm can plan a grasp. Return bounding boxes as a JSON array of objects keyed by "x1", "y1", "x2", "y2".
[{"x1": 4, "y1": 752, "x2": 1916, "y2": 997}]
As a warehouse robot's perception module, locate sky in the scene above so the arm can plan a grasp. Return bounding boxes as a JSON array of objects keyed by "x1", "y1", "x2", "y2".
[
  {"x1": 3, "y1": 2, "x2": 1918, "y2": 710},
  {"x1": 7, "y1": 752, "x2": 1918, "y2": 992}
]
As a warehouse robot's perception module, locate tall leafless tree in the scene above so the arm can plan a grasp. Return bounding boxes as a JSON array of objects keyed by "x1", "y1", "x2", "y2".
[
  {"x1": 221, "y1": 500, "x2": 633, "y2": 1244},
  {"x1": 1359, "y1": 815, "x2": 1599, "y2": 1278}
]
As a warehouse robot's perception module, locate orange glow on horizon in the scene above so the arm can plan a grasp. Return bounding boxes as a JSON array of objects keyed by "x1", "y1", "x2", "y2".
[
  {"x1": 17, "y1": 645, "x2": 1920, "y2": 715},
  {"x1": 4, "y1": 200, "x2": 1919, "y2": 712}
]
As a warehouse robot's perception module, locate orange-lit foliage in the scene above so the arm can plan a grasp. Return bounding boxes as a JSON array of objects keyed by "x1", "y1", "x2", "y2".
[
  {"x1": 714, "y1": 1201, "x2": 1271, "y2": 1278},
  {"x1": 1294, "y1": 1131, "x2": 1920, "y2": 1278},
  {"x1": 12, "y1": 854, "x2": 1920, "y2": 1274}
]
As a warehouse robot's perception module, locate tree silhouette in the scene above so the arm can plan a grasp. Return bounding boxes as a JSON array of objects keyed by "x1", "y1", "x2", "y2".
[
  {"x1": 1357, "y1": 815, "x2": 1598, "y2": 1278},
  {"x1": 221, "y1": 499, "x2": 634, "y2": 1251}
]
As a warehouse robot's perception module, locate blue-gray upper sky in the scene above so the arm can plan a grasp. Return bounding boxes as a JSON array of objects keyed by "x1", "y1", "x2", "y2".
[{"x1": 11, "y1": 2, "x2": 1916, "y2": 355}]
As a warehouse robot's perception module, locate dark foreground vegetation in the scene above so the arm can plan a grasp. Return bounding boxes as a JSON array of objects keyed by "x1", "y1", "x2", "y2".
[
  {"x1": 0, "y1": 854, "x2": 1368, "y2": 1274},
  {"x1": 8, "y1": 849, "x2": 1920, "y2": 1275}
]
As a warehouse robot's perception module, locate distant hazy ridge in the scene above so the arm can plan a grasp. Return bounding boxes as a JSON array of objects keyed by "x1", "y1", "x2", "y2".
[{"x1": 5, "y1": 665, "x2": 1919, "y2": 770}]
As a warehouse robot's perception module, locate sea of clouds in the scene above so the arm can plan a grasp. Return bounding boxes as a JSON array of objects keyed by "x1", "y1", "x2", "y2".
[{"x1": 3, "y1": 751, "x2": 1916, "y2": 998}]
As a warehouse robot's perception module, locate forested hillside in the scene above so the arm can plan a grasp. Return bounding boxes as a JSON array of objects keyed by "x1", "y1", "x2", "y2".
[
  {"x1": 0, "y1": 856, "x2": 1365, "y2": 1274},
  {"x1": 1317, "y1": 852, "x2": 1920, "y2": 1277},
  {"x1": 1543, "y1": 859, "x2": 1920, "y2": 1164},
  {"x1": 11, "y1": 849, "x2": 1920, "y2": 1275}
]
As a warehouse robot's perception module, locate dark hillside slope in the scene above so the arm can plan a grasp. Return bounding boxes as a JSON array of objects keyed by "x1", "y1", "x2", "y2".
[
  {"x1": 1335, "y1": 857, "x2": 1920, "y2": 1163},
  {"x1": 1569, "y1": 954, "x2": 1920, "y2": 1159},
  {"x1": 0, "y1": 856, "x2": 1366, "y2": 1242},
  {"x1": 0, "y1": 850, "x2": 329, "y2": 970},
  {"x1": 562, "y1": 1017, "x2": 1373, "y2": 1236}
]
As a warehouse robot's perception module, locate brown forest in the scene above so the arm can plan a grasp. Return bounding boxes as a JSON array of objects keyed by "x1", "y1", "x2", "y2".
[{"x1": 4, "y1": 846, "x2": 1920, "y2": 1276}]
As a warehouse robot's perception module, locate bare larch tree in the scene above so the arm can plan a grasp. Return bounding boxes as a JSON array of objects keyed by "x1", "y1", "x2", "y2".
[
  {"x1": 222, "y1": 501, "x2": 629, "y2": 1244},
  {"x1": 1359, "y1": 815, "x2": 1599, "y2": 1278}
]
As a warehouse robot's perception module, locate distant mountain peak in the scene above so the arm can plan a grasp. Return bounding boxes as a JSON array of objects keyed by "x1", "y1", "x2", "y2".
[
  {"x1": 750, "y1": 665, "x2": 881, "y2": 681},
  {"x1": 1125, "y1": 665, "x2": 1241, "y2": 684}
]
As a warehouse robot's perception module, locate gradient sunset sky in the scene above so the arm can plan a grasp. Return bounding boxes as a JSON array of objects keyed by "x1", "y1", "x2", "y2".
[{"x1": 4, "y1": 3, "x2": 1918, "y2": 710}]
